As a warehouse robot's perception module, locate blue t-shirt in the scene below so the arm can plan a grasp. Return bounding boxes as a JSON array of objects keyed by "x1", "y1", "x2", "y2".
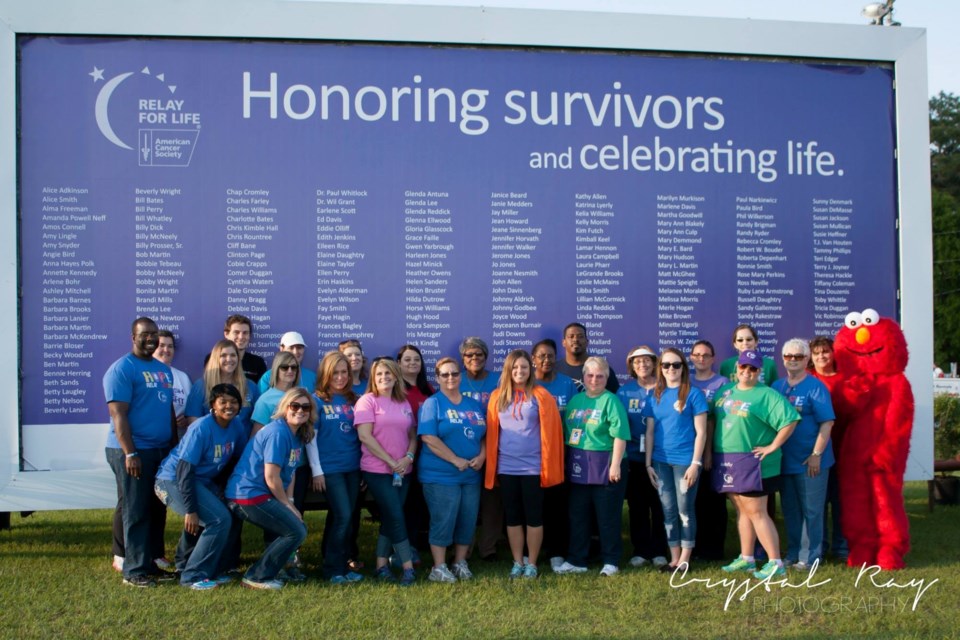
[
  {"x1": 103, "y1": 353, "x2": 174, "y2": 450},
  {"x1": 691, "y1": 373, "x2": 727, "y2": 404},
  {"x1": 226, "y1": 419, "x2": 303, "y2": 501},
  {"x1": 185, "y1": 378, "x2": 259, "y2": 431},
  {"x1": 352, "y1": 381, "x2": 368, "y2": 396},
  {"x1": 156, "y1": 413, "x2": 247, "y2": 485},
  {"x1": 417, "y1": 392, "x2": 486, "y2": 485},
  {"x1": 257, "y1": 367, "x2": 317, "y2": 395},
  {"x1": 311, "y1": 393, "x2": 361, "y2": 474},
  {"x1": 641, "y1": 386, "x2": 708, "y2": 466},
  {"x1": 617, "y1": 380, "x2": 651, "y2": 462},
  {"x1": 252, "y1": 387, "x2": 285, "y2": 426},
  {"x1": 540, "y1": 374, "x2": 577, "y2": 412},
  {"x1": 459, "y1": 372, "x2": 499, "y2": 412},
  {"x1": 772, "y1": 376, "x2": 836, "y2": 474}
]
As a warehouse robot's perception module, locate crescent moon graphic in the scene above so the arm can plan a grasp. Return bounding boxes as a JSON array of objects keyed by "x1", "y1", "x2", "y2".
[{"x1": 95, "y1": 72, "x2": 134, "y2": 150}]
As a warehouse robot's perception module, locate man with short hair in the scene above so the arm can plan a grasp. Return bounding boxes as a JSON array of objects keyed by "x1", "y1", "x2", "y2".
[
  {"x1": 104, "y1": 317, "x2": 176, "y2": 587},
  {"x1": 555, "y1": 322, "x2": 619, "y2": 392},
  {"x1": 257, "y1": 331, "x2": 317, "y2": 393},
  {"x1": 217, "y1": 314, "x2": 267, "y2": 384}
]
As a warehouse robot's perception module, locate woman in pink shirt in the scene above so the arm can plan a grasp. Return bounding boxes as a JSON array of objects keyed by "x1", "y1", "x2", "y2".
[{"x1": 354, "y1": 358, "x2": 418, "y2": 585}]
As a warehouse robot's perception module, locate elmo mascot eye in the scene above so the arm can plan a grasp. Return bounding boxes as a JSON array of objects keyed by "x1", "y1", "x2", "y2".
[{"x1": 832, "y1": 308, "x2": 914, "y2": 570}]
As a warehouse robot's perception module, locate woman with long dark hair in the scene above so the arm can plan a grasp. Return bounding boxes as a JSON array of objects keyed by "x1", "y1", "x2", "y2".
[{"x1": 643, "y1": 348, "x2": 708, "y2": 572}]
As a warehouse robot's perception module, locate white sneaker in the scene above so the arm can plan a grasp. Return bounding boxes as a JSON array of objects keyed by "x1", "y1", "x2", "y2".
[
  {"x1": 600, "y1": 564, "x2": 619, "y2": 577},
  {"x1": 550, "y1": 556, "x2": 565, "y2": 572},
  {"x1": 428, "y1": 564, "x2": 457, "y2": 583},
  {"x1": 652, "y1": 556, "x2": 669, "y2": 569},
  {"x1": 629, "y1": 556, "x2": 648, "y2": 568},
  {"x1": 555, "y1": 561, "x2": 588, "y2": 575},
  {"x1": 112, "y1": 555, "x2": 124, "y2": 572},
  {"x1": 154, "y1": 557, "x2": 173, "y2": 571},
  {"x1": 791, "y1": 561, "x2": 810, "y2": 571},
  {"x1": 450, "y1": 560, "x2": 473, "y2": 581}
]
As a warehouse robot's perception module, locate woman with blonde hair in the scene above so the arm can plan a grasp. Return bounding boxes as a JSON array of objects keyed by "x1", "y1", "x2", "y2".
[
  {"x1": 485, "y1": 349, "x2": 564, "y2": 579},
  {"x1": 355, "y1": 358, "x2": 418, "y2": 585},
  {"x1": 225, "y1": 388, "x2": 316, "y2": 590},
  {"x1": 186, "y1": 339, "x2": 258, "y2": 431}
]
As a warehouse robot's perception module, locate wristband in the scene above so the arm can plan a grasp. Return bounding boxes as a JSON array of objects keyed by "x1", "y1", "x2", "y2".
[
  {"x1": 811, "y1": 450, "x2": 822, "y2": 457},
  {"x1": 692, "y1": 460, "x2": 703, "y2": 467},
  {"x1": 405, "y1": 452, "x2": 415, "y2": 461},
  {"x1": 125, "y1": 452, "x2": 139, "y2": 459}
]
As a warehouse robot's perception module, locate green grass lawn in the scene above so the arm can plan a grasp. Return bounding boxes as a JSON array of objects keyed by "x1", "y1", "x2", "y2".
[{"x1": 0, "y1": 481, "x2": 957, "y2": 639}]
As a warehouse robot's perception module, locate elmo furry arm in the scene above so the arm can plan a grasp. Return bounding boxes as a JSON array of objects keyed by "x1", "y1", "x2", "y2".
[{"x1": 871, "y1": 374, "x2": 914, "y2": 475}]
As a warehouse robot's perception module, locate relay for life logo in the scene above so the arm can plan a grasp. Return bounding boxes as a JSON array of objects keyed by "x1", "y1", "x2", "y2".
[{"x1": 90, "y1": 64, "x2": 200, "y2": 167}]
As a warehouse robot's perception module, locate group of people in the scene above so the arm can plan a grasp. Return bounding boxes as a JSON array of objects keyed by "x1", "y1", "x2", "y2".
[{"x1": 104, "y1": 314, "x2": 846, "y2": 590}]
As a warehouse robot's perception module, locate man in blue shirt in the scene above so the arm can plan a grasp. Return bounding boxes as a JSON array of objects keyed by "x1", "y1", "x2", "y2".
[{"x1": 104, "y1": 317, "x2": 176, "y2": 587}]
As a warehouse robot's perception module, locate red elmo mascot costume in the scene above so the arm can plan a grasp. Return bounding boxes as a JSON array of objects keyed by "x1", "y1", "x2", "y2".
[{"x1": 833, "y1": 308, "x2": 914, "y2": 570}]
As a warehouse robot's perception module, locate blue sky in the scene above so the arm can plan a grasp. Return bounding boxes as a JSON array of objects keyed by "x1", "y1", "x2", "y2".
[{"x1": 329, "y1": 0, "x2": 956, "y2": 97}]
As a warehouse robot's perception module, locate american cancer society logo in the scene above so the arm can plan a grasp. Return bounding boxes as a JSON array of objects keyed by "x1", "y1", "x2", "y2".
[{"x1": 89, "y1": 64, "x2": 200, "y2": 167}]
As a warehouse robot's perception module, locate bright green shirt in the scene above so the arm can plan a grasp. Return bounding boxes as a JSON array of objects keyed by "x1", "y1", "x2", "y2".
[
  {"x1": 712, "y1": 383, "x2": 800, "y2": 478},
  {"x1": 564, "y1": 391, "x2": 631, "y2": 452}
]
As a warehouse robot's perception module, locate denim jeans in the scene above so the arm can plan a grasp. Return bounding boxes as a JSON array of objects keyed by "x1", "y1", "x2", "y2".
[
  {"x1": 824, "y1": 465, "x2": 848, "y2": 558},
  {"x1": 363, "y1": 471, "x2": 413, "y2": 564},
  {"x1": 228, "y1": 498, "x2": 307, "y2": 582},
  {"x1": 106, "y1": 446, "x2": 167, "y2": 578},
  {"x1": 654, "y1": 461, "x2": 699, "y2": 549},
  {"x1": 320, "y1": 470, "x2": 361, "y2": 578},
  {"x1": 781, "y1": 469, "x2": 830, "y2": 564},
  {"x1": 154, "y1": 478, "x2": 236, "y2": 585},
  {"x1": 567, "y1": 459, "x2": 628, "y2": 567},
  {"x1": 422, "y1": 481, "x2": 481, "y2": 547},
  {"x1": 626, "y1": 460, "x2": 668, "y2": 558}
]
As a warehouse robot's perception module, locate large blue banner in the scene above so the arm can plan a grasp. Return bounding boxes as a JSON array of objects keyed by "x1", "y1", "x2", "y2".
[{"x1": 19, "y1": 36, "x2": 897, "y2": 426}]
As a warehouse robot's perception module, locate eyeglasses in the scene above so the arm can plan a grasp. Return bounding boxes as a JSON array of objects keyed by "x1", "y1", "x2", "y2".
[
  {"x1": 661, "y1": 362, "x2": 683, "y2": 370},
  {"x1": 288, "y1": 402, "x2": 311, "y2": 413},
  {"x1": 278, "y1": 364, "x2": 299, "y2": 371},
  {"x1": 737, "y1": 364, "x2": 759, "y2": 372},
  {"x1": 783, "y1": 354, "x2": 806, "y2": 361},
  {"x1": 533, "y1": 353, "x2": 555, "y2": 360},
  {"x1": 463, "y1": 352, "x2": 485, "y2": 359},
  {"x1": 437, "y1": 371, "x2": 461, "y2": 379},
  {"x1": 735, "y1": 338, "x2": 755, "y2": 343},
  {"x1": 690, "y1": 352, "x2": 712, "y2": 359}
]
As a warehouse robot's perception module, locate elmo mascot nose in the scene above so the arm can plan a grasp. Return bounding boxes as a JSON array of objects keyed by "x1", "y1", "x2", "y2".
[{"x1": 856, "y1": 327, "x2": 870, "y2": 345}]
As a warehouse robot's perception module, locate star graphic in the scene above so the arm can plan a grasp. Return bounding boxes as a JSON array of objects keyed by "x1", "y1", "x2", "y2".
[{"x1": 89, "y1": 66, "x2": 104, "y2": 82}]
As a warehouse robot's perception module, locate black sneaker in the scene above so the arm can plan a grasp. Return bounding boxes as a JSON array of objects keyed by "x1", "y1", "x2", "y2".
[
  {"x1": 123, "y1": 575, "x2": 157, "y2": 588},
  {"x1": 278, "y1": 567, "x2": 307, "y2": 584},
  {"x1": 152, "y1": 570, "x2": 180, "y2": 583}
]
